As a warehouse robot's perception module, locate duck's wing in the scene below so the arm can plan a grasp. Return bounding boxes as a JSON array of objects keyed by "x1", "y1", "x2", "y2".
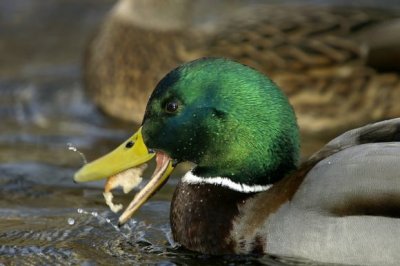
[
  {"x1": 267, "y1": 118, "x2": 400, "y2": 264},
  {"x1": 295, "y1": 120, "x2": 400, "y2": 213},
  {"x1": 232, "y1": 119, "x2": 400, "y2": 264},
  {"x1": 208, "y1": 6, "x2": 398, "y2": 73},
  {"x1": 293, "y1": 117, "x2": 400, "y2": 215},
  {"x1": 310, "y1": 117, "x2": 400, "y2": 161}
]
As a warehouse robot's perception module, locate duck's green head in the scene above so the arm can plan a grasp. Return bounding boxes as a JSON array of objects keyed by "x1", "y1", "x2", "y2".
[
  {"x1": 74, "y1": 58, "x2": 299, "y2": 224},
  {"x1": 142, "y1": 58, "x2": 299, "y2": 183}
]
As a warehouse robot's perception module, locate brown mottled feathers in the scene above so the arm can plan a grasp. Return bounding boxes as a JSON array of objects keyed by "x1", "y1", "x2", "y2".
[{"x1": 84, "y1": 3, "x2": 400, "y2": 137}]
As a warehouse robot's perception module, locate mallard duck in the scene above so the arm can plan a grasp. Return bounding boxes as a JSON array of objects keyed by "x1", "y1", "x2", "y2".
[
  {"x1": 85, "y1": 0, "x2": 400, "y2": 137},
  {"x1": 75, "y1": 58, "x2": 400, "y2": 265}
]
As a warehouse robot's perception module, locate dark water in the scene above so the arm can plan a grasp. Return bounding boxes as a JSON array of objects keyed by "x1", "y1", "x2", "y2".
[{"x1": 3, "y1": 0, "x2": 397, "y2": 265}]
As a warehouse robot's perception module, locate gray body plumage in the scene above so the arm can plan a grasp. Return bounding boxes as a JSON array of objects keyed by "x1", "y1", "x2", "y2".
[{"x1": 232, "y1": 119, "x2": 400, "y2": 265}]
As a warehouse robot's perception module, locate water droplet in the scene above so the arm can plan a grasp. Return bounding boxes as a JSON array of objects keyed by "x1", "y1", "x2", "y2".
[
  {"x1": 67, "y1": 218, "x2": 75, "y2": 225},
  {"x1": 67, "y1": 143, "x2": 88, "y2": 164},
  {"x1": 67, "y1": 144, "x2": 77, "y2": 152},
  {"x1": 77, "y1": 208, "x2": 84, "y2": 214}
]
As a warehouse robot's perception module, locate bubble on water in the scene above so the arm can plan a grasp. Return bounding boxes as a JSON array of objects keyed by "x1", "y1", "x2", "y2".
[
  {"x1": 67, "y1": 218, "x2": 75, "y2": 225},
  {"x1": 91, "y1": 211, "x2": 98, "y2": 217},
  {"x1": 77, "y1": 208, "x2": 84, "y2": 214},
  {"x1": 67, "y1": 143, "x2": 88, "y2": 164}
]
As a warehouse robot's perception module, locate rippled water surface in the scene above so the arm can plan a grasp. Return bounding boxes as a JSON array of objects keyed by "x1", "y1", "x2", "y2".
[{"x1": 3, "y1": 0, "x2": 396, "y2": 265}]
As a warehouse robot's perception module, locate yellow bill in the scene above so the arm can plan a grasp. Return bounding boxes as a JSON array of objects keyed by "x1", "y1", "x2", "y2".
[{"x1": 73, "y1": 127, "x2": 175, "y2": 225}]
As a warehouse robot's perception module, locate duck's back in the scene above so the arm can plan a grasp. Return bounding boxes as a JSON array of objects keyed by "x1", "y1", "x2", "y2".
[{"x1": 232, "y1": 118, "x2": 400, "y2": 265}]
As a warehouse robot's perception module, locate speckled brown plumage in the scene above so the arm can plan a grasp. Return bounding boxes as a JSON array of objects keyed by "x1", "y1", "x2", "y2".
[{"x1": 84, "y1": 1, "x2": 400, "y2": 136}]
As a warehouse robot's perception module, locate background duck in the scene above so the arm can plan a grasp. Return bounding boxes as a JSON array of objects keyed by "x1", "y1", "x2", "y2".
[
  {"x1": 84, "y1": 0, "x2": 400, "y2": 139},
  {"x1": 76, "y1": 58, "x2": 400, "y2": 265}
]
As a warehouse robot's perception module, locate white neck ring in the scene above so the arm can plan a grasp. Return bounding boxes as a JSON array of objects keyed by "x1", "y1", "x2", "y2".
[{"x1": 182, "y1": 171, "x2": 272, "y2": 193}]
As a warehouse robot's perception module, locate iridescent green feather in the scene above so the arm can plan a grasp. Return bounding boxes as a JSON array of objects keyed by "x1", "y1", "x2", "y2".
[{"x1": 143, "y1": 58, "x2": 299, "y2": 185}]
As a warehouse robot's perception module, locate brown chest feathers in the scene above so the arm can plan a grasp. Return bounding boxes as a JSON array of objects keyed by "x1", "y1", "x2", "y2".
[{"x1": 170, "y1": 181, "x2": 255, "y2": 254}]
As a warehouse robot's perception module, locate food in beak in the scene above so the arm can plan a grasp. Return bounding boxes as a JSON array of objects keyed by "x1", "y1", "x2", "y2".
[
  {"x1": 103, "y1": 164, "x2": 147, "y2": 213},
  {"x1": 118, "y1": 152, "x2": 173, "y2": 225}
]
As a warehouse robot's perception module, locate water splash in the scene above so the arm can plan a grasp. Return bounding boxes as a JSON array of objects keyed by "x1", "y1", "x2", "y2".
[
  {"x1": 67, "y1": 143, "x2": 87, "y2": 164},
  {"x1": 76, "y1": 208, "x2": 122, "y2": 235},
  {"x1": 160, "y1": 225, "x2": 179, "y2": 248},
  {"x1": 67, "y1": 218, "x2": 75, "y2": 225},
  {"x1": 74, "y1": 207, "x2": 177, "y2": 255}
]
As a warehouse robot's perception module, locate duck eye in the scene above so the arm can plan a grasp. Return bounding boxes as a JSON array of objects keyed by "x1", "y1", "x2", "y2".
[
  {"x1": 165, "y1": 101, "x2": 179, "y2": 113},
  {"x1": 125, "y1": 141, "x2": 134, "y2": 148}
]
